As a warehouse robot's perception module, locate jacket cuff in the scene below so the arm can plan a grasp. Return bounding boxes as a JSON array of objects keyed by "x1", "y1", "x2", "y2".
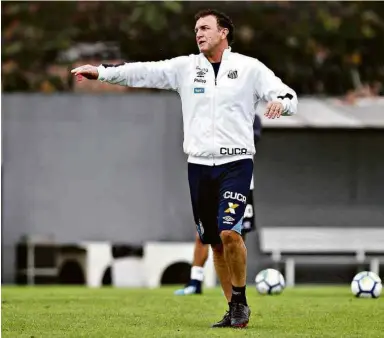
[
  {"x1": 276, "y1": 97, "x2": 290, "y2": 114},
  {"x1": 97, "y1": 65, "x2": 106, "y2": 81}
]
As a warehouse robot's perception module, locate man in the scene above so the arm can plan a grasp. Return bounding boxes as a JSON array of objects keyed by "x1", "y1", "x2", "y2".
[
  {"x1": 174, "y1": 114, "x2": 262, "y2": 297},
  {"x1": 71, "y1": 9, "x2": 297, "y2": 328}
]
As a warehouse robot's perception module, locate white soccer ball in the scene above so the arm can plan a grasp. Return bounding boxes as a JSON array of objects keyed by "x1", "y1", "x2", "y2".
[
  {"x1": 351, "y1": 271, "x2": 382, "y2": 298},
  {"x1": 255, "y1": 268, "x2": 285, "y2": 295}
]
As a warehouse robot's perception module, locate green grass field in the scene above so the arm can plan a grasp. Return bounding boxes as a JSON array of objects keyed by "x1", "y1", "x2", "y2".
[{"x1": 2, "y1": 286, "x2": 384, "y2": 338}]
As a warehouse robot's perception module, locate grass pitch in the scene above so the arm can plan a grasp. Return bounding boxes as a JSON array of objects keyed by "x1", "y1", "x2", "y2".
[{"x1": 2, "y1": 286, "x2": 384, "y2": 337}]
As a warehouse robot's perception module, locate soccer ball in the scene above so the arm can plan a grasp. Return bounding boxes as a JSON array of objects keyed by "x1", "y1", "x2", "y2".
[
  {"x1": 255, "y1": 268, "x2": 285, "y2": 295},
  {"x1": 351, "y1": 271, "x2": 382, "y2": 298}
]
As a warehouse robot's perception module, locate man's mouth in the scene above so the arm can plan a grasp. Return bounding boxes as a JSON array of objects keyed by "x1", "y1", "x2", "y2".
[{"x1": 198, "y1": 41, "x2": 206, "y2": 46}]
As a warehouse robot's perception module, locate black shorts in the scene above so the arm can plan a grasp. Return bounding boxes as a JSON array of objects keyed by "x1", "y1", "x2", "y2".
[{"x1": 188, "y1": 159, "x2": 253, "y2": 245}]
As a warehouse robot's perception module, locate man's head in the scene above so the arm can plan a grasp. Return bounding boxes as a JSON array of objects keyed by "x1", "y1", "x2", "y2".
[{"x1": 194, "y1": 9, "x2": 234, "y2": 56}]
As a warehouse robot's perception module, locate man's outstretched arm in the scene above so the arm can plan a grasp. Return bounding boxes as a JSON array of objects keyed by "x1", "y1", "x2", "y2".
[{"x1": 71, "y1": 56, "x2": 189, "y2": 91}]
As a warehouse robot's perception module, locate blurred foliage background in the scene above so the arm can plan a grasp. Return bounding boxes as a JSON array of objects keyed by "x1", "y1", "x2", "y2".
[{"x1": 2, "y1": 1, "x2": 384, "y2": 96}]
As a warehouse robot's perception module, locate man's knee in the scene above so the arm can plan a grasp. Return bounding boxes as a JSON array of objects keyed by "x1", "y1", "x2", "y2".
[{"x1": 220, "y1": 230, "x2": 243, "y2": 246}]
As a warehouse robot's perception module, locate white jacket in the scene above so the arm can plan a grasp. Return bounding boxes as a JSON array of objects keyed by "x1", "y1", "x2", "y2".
[{"x1": 97, "y1": 47, "x2": 298, "y2": 166}]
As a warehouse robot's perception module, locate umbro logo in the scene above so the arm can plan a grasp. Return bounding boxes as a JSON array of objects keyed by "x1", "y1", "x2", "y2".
[
  {"x1": 227, "y1": 70, "x2": 238, "y2": 79},
  {"x1": 196, "y1": 71, "x2": 205, "y2": 78}
]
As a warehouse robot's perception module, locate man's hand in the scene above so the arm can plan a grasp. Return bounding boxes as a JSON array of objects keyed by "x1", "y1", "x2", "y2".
[
  {"x1": 71, "y1": 65, "x2": 99, "y2": 80},
  {"x1": 264, "y1": 101, "x2": 284, "y2": 119}
]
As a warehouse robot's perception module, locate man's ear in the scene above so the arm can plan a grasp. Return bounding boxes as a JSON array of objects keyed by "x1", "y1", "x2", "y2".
[{"x1": 221, "y1": 28, "x2": 229, "y2": 40}]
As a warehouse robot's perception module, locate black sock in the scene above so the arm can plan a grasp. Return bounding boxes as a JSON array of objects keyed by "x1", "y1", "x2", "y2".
[
  {"x1": 231, "y1": 285, "x2": 247, "y2": 305},
  {"x1": 190, "y1": 279, "x2": 202, "y2": 288}
]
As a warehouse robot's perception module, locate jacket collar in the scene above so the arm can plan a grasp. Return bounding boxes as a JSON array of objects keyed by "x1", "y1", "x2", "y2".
[{"x1": 222, "y1": 47, "x2": 231, "y2": 60}]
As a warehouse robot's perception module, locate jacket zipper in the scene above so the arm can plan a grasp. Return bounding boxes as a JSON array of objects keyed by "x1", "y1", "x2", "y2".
[{"x1": 210, "y1": 63, "x2": 220, "y2": 165}]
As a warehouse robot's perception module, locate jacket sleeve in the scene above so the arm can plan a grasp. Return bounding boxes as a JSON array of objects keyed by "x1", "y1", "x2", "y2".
[
  {"x1": 252, "y1": 59, "x2": 298, "y2": 116},
  {"x1": 97, "y1": 56, "x2": 189, "y2": 91}
]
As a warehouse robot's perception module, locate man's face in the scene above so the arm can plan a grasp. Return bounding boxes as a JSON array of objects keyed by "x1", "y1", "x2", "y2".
[{"x1": 195, "y1": 15, "x2": 226, "y2": 54}]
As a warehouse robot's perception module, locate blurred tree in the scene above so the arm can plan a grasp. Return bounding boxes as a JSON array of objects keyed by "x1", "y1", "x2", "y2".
[
  {"x1": 2, "y1": 2, "x2": 79, "y2": 91},
  {"x1": 1, "y1": 1, "x2": 183, "y2": 91},
  {"x1": 2, "y1": 1, "x2": 383, "y2": 95}
]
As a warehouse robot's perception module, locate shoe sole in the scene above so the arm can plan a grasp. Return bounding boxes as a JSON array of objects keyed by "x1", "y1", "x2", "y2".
[{"x1": 232, "y1": 322, "x2": 248, "y2": 328}]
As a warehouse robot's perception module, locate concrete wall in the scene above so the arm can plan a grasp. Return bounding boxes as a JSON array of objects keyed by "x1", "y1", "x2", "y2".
[{"x1": 2, "y1": 94, "x2": 384, "y2": 283}]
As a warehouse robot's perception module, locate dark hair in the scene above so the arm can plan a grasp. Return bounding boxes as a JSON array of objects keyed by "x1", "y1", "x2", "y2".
[{"x1": 194, "y1": 9, "x2": 235, "y2": 45}]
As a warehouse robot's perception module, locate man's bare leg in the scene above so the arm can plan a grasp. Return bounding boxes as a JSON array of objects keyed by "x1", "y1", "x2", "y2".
[
  {"x1": 192, "y1": 232, "x2": 209, "y2": 267},
  {"x1": 211, "y1": 243, "x2": 232, "y2": 303},
  {"x1": 211, "y1": 233, "x2": 249, "y2": 328},
  {"x1": 174, "y1": 232, "x2": 209, "y2": 295},
  {"x1": 219, "y1": 229, "x2": 250, "y2": 328},
  {"x1": 220, "y1": 230, "x2": 247, "y2": 288}
]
